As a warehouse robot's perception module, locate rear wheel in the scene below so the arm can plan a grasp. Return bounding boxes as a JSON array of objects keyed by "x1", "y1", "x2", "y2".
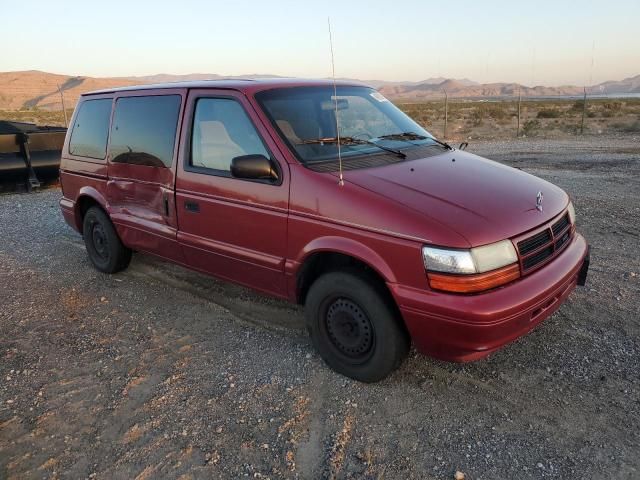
[
  {"x1": 305, "y1": 270, "x2": 410, "y2": 382},
  {"x1": 82, "y1": 206, "x2": 131, "y2": 273}
]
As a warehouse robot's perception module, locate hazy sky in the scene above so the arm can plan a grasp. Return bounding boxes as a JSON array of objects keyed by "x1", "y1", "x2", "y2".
[{"x1": 2, "y1": 0, "x2": 639, "y2": 86}]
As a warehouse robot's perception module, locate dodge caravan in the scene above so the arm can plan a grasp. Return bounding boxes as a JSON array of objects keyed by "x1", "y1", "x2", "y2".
[{"x1": 59, "y1": 79, "x2": 590, "y2": 382}]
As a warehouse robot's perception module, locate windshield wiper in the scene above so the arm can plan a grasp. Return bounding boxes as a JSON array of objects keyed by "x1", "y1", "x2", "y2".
[
  {"x1": 299, "y1": 136, "x2": 406, "y2": 159},
  {"x1": 377, "y1": 131, "x2": 454, "y2": 151}
]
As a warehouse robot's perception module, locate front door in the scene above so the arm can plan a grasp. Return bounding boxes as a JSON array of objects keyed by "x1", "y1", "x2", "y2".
[
  {"x1": 175, "y1": 89, "x2": 290, "y2": 298},
  {"x1": 106, "y1": 89, "x2": 186, "y2": 263}
]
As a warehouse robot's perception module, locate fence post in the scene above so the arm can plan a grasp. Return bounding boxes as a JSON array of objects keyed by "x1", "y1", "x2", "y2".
[
  {"x1": 443, "y1": 90, "x2": 448, "y2": 139},
  {"x1": 580, "y1": 87, "x2": 587, "y2": 135},
  {"x1": 57, "y1": 85, "x2": 68, "y2": 128}
]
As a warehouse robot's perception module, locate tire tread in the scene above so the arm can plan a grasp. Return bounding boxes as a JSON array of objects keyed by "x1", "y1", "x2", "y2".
[{"x1": 305, "y1": 269, "x2": 410, "y2": 382}]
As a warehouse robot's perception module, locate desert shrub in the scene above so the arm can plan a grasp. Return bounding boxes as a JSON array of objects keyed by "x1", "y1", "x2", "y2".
[
  {"x1": 522, "y1": 119, "x2": 541, "y2": 137},
  {"x1": 587, "y1": 111, "x2": 597, "y2": 118},
  {"x1": 537, "y1": 109, "x2": 561, "y2": 118},
  {"x1": 601, "y1": 110, "x2": 615, "y2": 118},
  {"x1": 400, "y1": 103, "x2": 442, "y2": 125},
  {"x1": 611, "y1": 121, "x2": 640, "y2": 133},
  {"x1": 491, "y1": 106, "x2": 508, "y2": 120},
  {"x1": 474, "y1": 104, "x2": 507, "y2": 120},
  {"x1": 559, "y1": 123, "x2": 580, "y2": 135},
  {"x1": 470, "y1": 109, "x2": 484, "y2": 126},
  {"x1": 449, "y1": 104, "x2": 466, "y2": 116},
  {"x1": 571, "y1": 100, "x2": 585, "y2": 111},
  {"x1": 0, "y1": 108, "x2": 71, "y2": 127},
  {"x1": 603, "y1": 101, "x2": 623, "y2": 111}
]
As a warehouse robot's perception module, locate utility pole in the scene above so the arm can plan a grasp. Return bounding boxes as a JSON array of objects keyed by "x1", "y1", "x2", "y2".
[
  {"x1": 443, "y1": 90, "x2": 448, "y2": 139},
  {"x1": 57, "y1": 84, "x2": 68, "y2": 128},
  {"x1": 516, "y1": 88, "x2": 521, "y2": 138},
  {"x1": 580, "y1": 87, "x2": 587, "y2": 135}
]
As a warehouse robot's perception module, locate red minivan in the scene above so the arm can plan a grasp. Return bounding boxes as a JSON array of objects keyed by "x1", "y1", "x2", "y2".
[{"x1": 59, "y1": 79, "x2": 589, "y2": 382}]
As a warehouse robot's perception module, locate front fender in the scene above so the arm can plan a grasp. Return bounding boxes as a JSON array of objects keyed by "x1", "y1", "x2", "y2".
[{"x1": 293, "y1": 235, "x2": 397, "y2": 284}]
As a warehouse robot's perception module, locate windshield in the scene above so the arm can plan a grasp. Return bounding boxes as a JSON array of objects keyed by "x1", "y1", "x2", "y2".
[{"x1": 256, "y1": 86, "x2": 438, "y2": 164}]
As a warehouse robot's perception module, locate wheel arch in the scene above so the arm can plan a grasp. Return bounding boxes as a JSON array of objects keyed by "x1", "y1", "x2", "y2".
[
  {"x1": 75, "y1": 187, "x2": 109, "y2": 233},
  {"x1": 294, "y1": 236, "x2": 398, "y2": 306}
]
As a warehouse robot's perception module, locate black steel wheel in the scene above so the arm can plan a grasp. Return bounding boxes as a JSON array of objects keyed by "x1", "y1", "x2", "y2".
[
  {"x1": 82, "y1": 206, "x2": 132, "y2": 273},
  {"x1": 323, "y1": 297, "x2": 375, "y2": 362},
  {"x1": 90, "y1": 222, "x2": 110, "y2": 263},
  {"x1": 305, "y1": 270, "x2": 410, "y2": 382}
]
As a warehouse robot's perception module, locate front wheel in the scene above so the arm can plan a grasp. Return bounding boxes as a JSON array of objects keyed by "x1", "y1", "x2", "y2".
[
  {"x1": 82, "y1": 206, "x2": 132, "y2": 273},
  {"x1": 305, "y1": 270, "x2": 410, "y2": 382}
]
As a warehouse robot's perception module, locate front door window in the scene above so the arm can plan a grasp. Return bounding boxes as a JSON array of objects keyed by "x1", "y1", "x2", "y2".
[{"x1": 190, "y1": 98, "x2": 270, "y2": 173}]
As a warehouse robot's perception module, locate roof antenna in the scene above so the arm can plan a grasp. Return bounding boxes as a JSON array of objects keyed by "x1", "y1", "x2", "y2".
[{"x1": 327, "y1": 17, "x2": 344, "y2": 187}]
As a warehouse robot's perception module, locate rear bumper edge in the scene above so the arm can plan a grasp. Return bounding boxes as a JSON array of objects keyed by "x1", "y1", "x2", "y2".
[{"x1": 60, "y1": 197, "x2": 81, "y2": 233}]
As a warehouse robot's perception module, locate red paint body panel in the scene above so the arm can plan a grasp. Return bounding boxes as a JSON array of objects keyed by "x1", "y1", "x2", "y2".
[
  {"x1": 342, "y1": 150, "x2": 569, "y2": 247},
  {"x1": 174, "y1": 88, "x2": 290, "y2": 298},
  {"x1": 105, "y1": 88, "x2": 187, "y2": 264},
  {"x1": 395, "y1": 234, "x2": 587, "y2": 361},
  {"x1": 59, "y1": 79, "x2": 588, "y2": 363}
]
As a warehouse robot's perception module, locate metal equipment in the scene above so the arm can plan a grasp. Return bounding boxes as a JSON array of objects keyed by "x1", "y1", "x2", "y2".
[{"x1": 0, "y1": 121, "x2": 66, "y2": 193}]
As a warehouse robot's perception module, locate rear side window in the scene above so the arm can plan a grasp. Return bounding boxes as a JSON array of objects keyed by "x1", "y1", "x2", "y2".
[
  {"x1": 110, "y1": 95, "x2": 181, "y2": 168},
  {"x1": 69, "y1": 98, "x2": 112, "y2": 159}
]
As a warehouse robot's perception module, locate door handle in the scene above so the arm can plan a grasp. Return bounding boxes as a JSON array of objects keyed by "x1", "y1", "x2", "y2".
[{"x1": 185, "y1": 201, "x2": 200, "y2": 213}]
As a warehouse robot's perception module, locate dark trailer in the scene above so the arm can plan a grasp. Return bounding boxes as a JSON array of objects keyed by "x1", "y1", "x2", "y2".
[{"x1": 0, "y1": 120, "x2": 66, "y2": 193}]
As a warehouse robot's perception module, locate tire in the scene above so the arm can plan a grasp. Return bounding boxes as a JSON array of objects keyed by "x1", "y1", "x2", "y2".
[
  {"x1": 305, "y1": 270, "x2": 410, "y2": 382},
  {"x1": 82, "y1": 206, "x2": 132, "y2": 273}
]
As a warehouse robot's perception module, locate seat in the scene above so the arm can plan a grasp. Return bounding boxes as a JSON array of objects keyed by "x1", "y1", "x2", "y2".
[
  {"x1": 276, "y1": 119, "x2": 302, "y2": 144},
  {"x1": 194, "y1": 120, "x2": 245, "y2": 170}
]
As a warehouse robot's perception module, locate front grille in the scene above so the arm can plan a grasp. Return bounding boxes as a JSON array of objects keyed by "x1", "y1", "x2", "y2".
[
  {"x1": 523, "y1": 245, "x2": 554, "y2": 270},
  {"x1": 555, "y1": 230, "x2": 570, "y2": 250},
  {"x1": 516, "y1": 211, "x2": 574, "y2": 273},
  {"x1": 518, "y1": 229, "x2": 552, "y2": 255},
  {"x1": 552, "y1": 214, "x2": 570, "y2": 236}
]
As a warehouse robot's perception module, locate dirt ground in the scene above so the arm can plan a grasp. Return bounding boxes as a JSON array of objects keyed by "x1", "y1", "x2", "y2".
[{"x1": 1, "y1": 135, "x2": 639, "y2": 479}]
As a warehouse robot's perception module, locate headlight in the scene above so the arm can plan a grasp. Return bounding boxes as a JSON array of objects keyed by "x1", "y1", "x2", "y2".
[
  {"x1": 421, "y1": 247, "x2": 476, "y2": 274},
  {"x1": 568, "y1": 202, "x2": 576, "y2": 225},
  {"x1": 422, "y1": 240, "x2": 518, "y2": 274},
  {"x1": 422, "y1": 240, "x2": 520, "y2": 293}
]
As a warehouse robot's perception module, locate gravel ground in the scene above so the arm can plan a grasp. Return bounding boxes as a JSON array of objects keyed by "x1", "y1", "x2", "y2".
[{"x1": 1, "y1": 134, "x2": 639, "y2": 480}]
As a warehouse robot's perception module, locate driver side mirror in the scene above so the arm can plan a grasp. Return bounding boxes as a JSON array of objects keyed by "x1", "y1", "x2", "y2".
[{"x1": 230, "y1": 154, "x2": 279, "y2": 181}]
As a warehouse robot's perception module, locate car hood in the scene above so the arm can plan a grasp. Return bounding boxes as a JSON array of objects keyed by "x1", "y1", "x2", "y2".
[{"x1": 342, "y1": 149, "x2": 569, "y2": 247}]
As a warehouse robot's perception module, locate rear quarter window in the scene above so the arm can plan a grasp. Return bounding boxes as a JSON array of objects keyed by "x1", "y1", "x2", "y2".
[
  {"x1": 69, "y1": 98, "x2": 112, "y2": 159},
  {"x1": 109, "y1": 95, "x2": 181, "y2": 168}
]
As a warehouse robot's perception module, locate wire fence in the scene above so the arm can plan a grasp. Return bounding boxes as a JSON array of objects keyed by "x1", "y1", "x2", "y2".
[
  {"x1": 398, "y1": 95, "x2": 640, "y2": 141},
  {"x1": 2, "y1": 95, "x2": 639, "y2": 142}
]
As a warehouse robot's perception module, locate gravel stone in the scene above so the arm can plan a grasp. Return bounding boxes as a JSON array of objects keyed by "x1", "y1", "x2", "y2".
[{"x1": 0, "y1": 134, "x2": 639, "y2": 479}]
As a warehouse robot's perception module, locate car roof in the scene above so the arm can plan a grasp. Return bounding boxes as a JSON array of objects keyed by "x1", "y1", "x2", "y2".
[{"x1": 83, "y1": 78, "x2": 370, "y2": 96}]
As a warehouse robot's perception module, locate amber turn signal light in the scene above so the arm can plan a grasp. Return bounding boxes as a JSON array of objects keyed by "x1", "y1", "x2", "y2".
[{"x1": 427, "y1": 263, "x2": 521, "y2": 293}]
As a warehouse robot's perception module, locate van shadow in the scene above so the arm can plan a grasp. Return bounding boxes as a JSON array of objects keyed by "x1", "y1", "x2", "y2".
[
  {"x1": 126, "y1": 251, "x2": 579, "y2": 392},
  {"x1": 129, "y1": 252, "x2": 306, "y2": 334}
]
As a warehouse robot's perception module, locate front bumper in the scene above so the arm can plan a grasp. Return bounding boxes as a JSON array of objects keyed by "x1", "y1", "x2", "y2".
[{"x1": 390, "y1": 233, "x2": 589, "y2": 362}]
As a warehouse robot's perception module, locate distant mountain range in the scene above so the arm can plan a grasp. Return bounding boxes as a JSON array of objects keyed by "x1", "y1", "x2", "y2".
[
  {"x1": 1, "y1": 70, "x2": 638, "y2": 110},
  {"x1": 378, "y1": 76, "x2": 640, "y2": 100},
  {"x1": 380, "y1": 80, "x2": 578, "y2": 100}
]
